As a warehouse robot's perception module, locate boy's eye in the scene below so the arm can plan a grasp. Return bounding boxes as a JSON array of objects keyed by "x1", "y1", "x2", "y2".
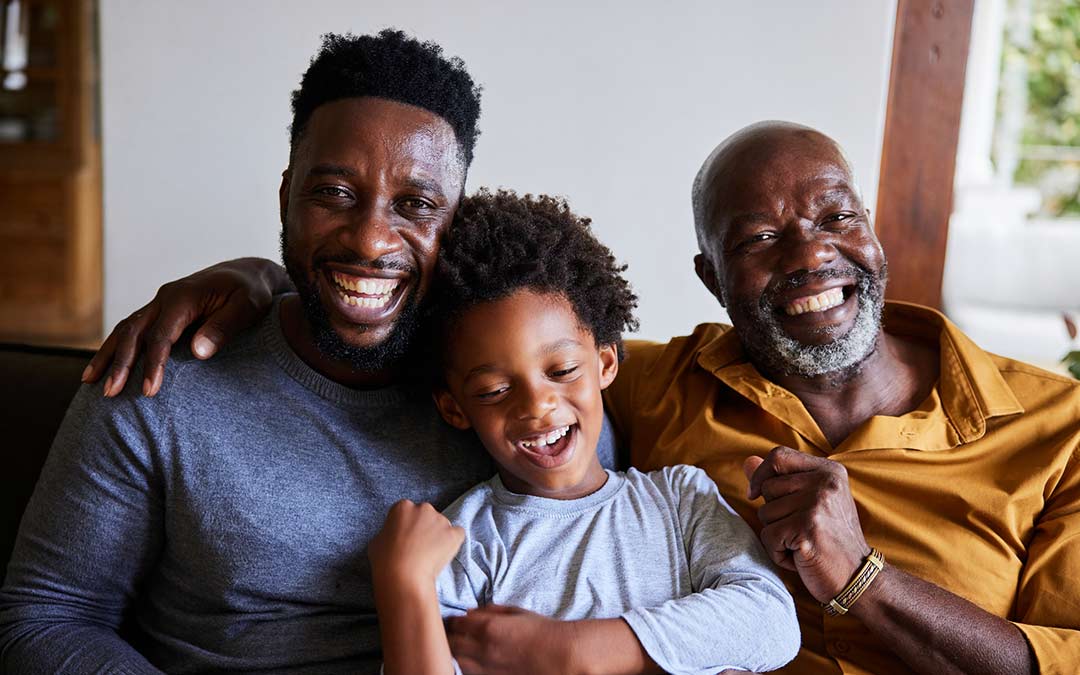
[
  {"x1": 476, "y1": 386, "x2": 509, "y2": 400},
  {"x1": 551, "y1": 365, "x2": 579, "y2": 378}
]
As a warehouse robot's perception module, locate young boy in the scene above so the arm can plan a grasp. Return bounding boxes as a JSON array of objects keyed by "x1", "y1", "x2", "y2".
[{"x1": 368, "y1": 190, "x2": 800, "y2": 675}]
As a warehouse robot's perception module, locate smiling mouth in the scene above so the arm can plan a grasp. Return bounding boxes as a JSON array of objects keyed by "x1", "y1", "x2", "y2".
[
  {"x1": 327, "y1": 270, "x2": 403, "y2": 309},
  {"x1": 782, "y1": 286, "x2": 853, "y2": 316},
  {"x1": 515, "y1": 424, "x2": 577, "y2": 469}
]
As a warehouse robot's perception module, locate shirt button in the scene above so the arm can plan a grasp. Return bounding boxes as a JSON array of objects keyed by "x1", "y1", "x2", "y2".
[{"x1": 834, "y1": 640, "x2": 850, "y2": 654}]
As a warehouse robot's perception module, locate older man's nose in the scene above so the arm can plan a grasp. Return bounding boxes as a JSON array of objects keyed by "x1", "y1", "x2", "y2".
[{"x1": 778, "y1": 226, "x2": 838, "y2": 276}]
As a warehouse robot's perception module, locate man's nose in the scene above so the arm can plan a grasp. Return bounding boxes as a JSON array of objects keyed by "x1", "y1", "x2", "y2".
[
  {"x1": 338, "y1": 202, "x2": 403, "y2": 260},
  {"x1": 515, "y1": 380, "x2": 559, "y2": 420},
  {"x1": 778, "y1": 224, "x2": 838, "y2": 276}
]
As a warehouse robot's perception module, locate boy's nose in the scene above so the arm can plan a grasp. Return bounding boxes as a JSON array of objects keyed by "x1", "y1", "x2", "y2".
[{"x1": 516, "y1": 382, "x2": 559, "y2": 420}]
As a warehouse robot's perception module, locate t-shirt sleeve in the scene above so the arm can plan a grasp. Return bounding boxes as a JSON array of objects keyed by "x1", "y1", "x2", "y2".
[
  {"x1": 0, "y1": 379, "x2": 168, "y2": 673},
  {"x1": 621, "y1": 465, "x2": 800, "y2": 674},
  {"x1": 1010, "y1": 441, "x2": 1080, "y2": 673}
]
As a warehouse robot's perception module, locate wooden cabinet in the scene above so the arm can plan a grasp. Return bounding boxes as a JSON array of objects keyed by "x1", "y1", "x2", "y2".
[{"x1": 0, "y1": 0, "x2": 101, "y2": 344}]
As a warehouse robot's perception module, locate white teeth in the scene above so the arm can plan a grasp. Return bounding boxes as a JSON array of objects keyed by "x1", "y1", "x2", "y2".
[
  {"x1": 520, "y1": 425, "x2": 571, "y2": 448},
  {"x1": 331, "y1": 272, "x2": 400, "y2": 299},
  {"x1": 336, "y1": 291, "x2": 392, "y2": 309},
  {"x1": 784, "y1": 287, "x2": 845, "y2": 316}
]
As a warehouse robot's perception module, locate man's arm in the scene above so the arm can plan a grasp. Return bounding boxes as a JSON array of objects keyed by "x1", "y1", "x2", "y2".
[
  {"x1": 746, "y1": 447, "x2": 1043, "y2": 675},
  {"x1": 0, "y1": 380, "x2": 167, "y2": 673},
  {"x1": 83, "y1": 257, "x2": 288, "y2": 397}
]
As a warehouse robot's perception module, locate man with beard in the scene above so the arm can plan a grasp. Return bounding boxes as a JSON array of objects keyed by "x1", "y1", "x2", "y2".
[
  {"x1": 605, "y1": 122, "x2": 1080, "y2": 673},
  {"x1": 88, "y1": 120, "x2": 1080, "y2": 674},
  {"x1": 0, "y1": 30, "x2": 503, "y2": 672}
]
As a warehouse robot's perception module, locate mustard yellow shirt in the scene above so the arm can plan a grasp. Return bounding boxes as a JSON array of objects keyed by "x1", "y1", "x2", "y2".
[{"x1": 605, "y1": 302, "x2": 1080, "y2": 675}]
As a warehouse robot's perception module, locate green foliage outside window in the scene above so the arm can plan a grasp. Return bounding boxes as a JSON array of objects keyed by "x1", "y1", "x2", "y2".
[{"x1": 1006, "y1": 0, "x2": 1080, "y2": 217}]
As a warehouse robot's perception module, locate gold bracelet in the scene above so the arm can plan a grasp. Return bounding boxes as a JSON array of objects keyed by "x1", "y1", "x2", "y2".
[{"x1": 823, "y1": 547, "x2": 885, "y2": 616}]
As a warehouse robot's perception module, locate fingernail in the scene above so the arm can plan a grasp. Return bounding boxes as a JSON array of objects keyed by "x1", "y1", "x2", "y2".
[
  {"x1": 143, "y1": 377, "x2": 153, "y2": 397},
  {"x1": 193, "y1": 336, "x2": 214, "y2": 358},
  {"x1": 103, "y1": 375, "x2": 113, "y2": 397},
  {"x1": 81, "y1": 364, "x2": 92, "y2": 382}
]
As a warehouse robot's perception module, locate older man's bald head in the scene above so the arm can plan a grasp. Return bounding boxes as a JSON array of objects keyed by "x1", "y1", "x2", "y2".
[{"x1": 691, "y1": 121, "x2": 862, "y2": 257}]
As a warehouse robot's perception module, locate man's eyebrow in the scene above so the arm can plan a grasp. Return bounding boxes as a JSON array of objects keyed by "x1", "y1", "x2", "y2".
[
  {"x1": 811, "y1": 187, "x2": 856, "y2": 206},
  {"x1": 404, "y1": 176, "x2": 445, "y2": 195},
  {"x1": 726, "y1": 212, "x2": 772, "y2": 232},
  {"x1": 307, "y1": 164, "x2": 355, "y2": 178}
]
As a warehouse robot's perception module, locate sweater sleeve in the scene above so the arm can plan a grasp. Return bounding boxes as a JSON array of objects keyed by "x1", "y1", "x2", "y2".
[
  {"x1": 0, "y1": 379, "x2": 167, "y2": 674},
  {"x1": 621, "y1": 466, "x2": 800, "y2": 674}
]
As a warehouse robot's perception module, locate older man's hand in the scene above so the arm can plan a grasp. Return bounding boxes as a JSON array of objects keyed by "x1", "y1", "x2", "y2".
[{"x1": 743, "y1": 446, "x2": 871, "y2": 604}]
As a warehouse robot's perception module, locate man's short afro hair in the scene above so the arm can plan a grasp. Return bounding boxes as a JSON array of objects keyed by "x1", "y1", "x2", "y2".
[
  {"x1": 290, "y1": 29, "x2": 482, "y2": 167},
  {"x1": 431, "y1": 189, "x2": 639, "y2": 362}
]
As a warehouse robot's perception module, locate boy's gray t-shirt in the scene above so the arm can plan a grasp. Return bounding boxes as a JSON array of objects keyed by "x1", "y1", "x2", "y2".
[{"x1": 437, "y1": 465, "x2": 801, "y2": 675}]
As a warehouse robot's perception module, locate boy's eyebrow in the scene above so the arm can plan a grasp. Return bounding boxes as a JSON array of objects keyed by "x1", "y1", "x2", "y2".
[
  {"x1": 540, "y1": 338, "x2": 584, "y2": 354},
  {"x1": 460, "y1": 338, "x2": 585, "y2": 381}
]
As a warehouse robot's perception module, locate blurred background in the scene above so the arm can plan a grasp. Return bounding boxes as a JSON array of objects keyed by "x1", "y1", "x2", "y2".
[{"x1": 0, "y1": 0, "x2": 1076, "y2": 374}]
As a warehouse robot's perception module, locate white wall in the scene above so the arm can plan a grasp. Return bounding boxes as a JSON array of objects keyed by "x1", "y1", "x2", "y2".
[{"x1": 100, "y1": 0, "x2": 896, "y2": 340}]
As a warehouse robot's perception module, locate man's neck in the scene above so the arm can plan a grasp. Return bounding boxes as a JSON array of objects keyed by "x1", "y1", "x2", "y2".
[
  {"x1": 279, "y1": 295, "x2": 401, "y2": 390},
  {"x1": 766, "y1": 331, "x2": 940, "y2": 449}
]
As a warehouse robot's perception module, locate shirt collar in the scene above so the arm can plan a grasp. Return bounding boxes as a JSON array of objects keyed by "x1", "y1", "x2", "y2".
[{"x1": 694, "y1": 301, "x2": 1024, "y2": 453}]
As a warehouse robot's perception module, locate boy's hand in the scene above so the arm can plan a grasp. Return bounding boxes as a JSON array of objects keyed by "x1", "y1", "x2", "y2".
[
  {"x1": 446, "y1": 605, "x2": 574, "y2": 675},
  {"x1": 368, "y1": 500, "x2": 464, "y2": 586}
]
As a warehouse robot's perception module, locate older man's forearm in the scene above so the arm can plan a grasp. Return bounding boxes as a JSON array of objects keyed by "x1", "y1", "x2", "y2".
[{"x1": 850, "y1": 566, "x2": 1034, "y2": 675}]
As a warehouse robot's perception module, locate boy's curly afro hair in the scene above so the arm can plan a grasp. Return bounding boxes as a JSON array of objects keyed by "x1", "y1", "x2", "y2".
[
  {"x1": 430, "y1": 189, "x2": 639, "y2": 363},
  {"x1": 290, "y1": 29, "x2": 482, "y2": 168}
]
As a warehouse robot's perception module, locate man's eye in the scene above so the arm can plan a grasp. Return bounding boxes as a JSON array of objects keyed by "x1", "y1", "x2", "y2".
[
  {"x1": 823, "y1": 213, "x2": 854, "y2": 225},
  {"x1": 317, "y1": 186, "x2": 352, "y2": 199},
  {"x1": 399, "y1": 198, "x2": 434, "y2": 211},
  {"x1": 741, "y1": 232, "x2": 776, "y2": 246}
]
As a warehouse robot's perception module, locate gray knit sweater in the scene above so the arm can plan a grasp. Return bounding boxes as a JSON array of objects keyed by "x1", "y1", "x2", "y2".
[{"x1": 1, "y1": 299, "x2": 619, "y2": 674}]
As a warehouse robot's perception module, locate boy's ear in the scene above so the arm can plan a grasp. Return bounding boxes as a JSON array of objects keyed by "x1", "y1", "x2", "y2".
[
  {"x1": 433, "y1": 388, "x2": 472, "y2": 430},
  {"x1": 597, "y1": 343, "x2": 619, "y2": 390}
]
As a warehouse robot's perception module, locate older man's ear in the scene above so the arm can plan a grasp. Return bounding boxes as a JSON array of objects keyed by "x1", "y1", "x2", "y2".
[{"x1": 694, "y1": 253, "x2": 726, "y2": 307}]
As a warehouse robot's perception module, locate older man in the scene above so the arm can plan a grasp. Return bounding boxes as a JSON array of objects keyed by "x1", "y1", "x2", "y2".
[
  {"x1": 606, "y1": 122, "x2": 1080, "y2": 674},
  {"x1": 86, "y1": 120, "x2": 1080, "y2": 674}
]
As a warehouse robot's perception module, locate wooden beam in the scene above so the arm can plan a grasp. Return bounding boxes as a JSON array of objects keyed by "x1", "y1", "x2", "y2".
[{"x1": 875, "y1": 0, "x2": 975, "y2": 309}]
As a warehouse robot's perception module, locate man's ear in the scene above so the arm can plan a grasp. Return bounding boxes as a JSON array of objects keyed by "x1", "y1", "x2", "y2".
[
  {"x1": 597, "y1": 343, "x2": 619, "y2": 390},
  {"x1": 694, "y1": 253, "x2": 726, "y2": 307},
  {"x1": 279, "y1": 169, "x2": 291, "y2": 227},
  {"x1": 433, "y1": 388, "x2": 472, "y2": 430}
]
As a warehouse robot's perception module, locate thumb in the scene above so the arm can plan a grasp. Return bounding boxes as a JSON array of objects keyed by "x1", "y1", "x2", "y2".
[
  {"x1": 191, "y1": 298, "x2": 259, "y2": 359},
  {"x1": 743, "y1": 455, "x2": 765, "y2": 498}
]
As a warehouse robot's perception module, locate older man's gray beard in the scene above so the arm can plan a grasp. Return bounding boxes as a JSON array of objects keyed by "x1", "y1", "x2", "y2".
[{"x1": 732, "y1": 269, "x2": 885, "y2": 380}]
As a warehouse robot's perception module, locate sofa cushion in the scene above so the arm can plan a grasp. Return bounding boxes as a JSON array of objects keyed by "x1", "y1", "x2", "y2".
[{"x1": 1, "y1": 343, "x2": 94, "y2": 570}]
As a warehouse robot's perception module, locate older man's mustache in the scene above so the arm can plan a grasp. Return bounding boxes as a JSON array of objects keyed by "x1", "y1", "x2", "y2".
[{"x1": 759, "y1": 265, "x2": 879, "y2": 310}]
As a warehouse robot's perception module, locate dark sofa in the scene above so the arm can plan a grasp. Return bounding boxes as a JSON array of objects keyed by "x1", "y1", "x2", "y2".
[{"x1": 1, "y1": 343, "x2": 94, "y2": 569}]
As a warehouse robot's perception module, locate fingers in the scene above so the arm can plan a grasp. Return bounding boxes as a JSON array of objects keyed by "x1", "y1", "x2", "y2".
[
  {"x1": 101, "y1": 303, "x2": 160, "y2": 397},
  {"x1": 141, "y1": 304, "x2": 204, "y2": 397},
  {"x1": 746, "y1": 446, "x2": 827, "y2": 499},
  {"x1": 190, "y1": 289, "x2": 263, "y2": 360}
]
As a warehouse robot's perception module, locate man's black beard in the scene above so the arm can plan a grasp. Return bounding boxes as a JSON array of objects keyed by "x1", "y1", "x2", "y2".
[
  {"x1": 281, "y1": 232, "x2": 423, "y2": 375},
  {"x1": 731, "y1": 263, "x2": 887, "y2": 382}
]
